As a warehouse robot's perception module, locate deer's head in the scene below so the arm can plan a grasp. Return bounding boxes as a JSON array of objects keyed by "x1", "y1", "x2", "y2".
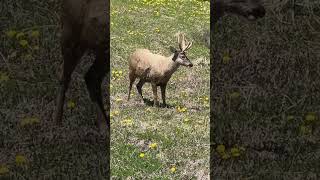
[{"x1": 170, "y1": 32, "x2": 193, "y2": 67}]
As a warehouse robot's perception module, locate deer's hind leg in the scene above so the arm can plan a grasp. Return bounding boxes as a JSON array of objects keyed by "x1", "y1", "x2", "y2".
[
  {"x1": 136, "y1": 79, "x2": 146, "y2": 101},
  {"x1": 152, "y1": 83, "x2": 159, "y2": 107},
  {"x1": 160, "y1": 83, "x2": 167, "y2": 107},
  {"x1": 54, "y1": 30, "x2": 85, "y2": 124},
  {"x1": 84, "y1": 46, "x2": 109, "y2": 135},
  {"x1": 128, "y1": 70, "x2": 136, "y2": 101}
]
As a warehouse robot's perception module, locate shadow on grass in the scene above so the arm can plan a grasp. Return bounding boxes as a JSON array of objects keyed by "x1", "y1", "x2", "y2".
[{"x1": 142, "y1": 98, "x2": 175, "y2": 109}]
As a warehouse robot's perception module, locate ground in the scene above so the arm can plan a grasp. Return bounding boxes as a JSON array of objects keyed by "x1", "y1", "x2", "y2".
[
  {"x1": 210, "y1": 0, "x2": 320, "y2": 179},
  {"x1": 1, "y1": 0, "x2": 109, "y2": 179},
  {"x1": 110, "y1": 0, "x2": 210, "y2": 179}
]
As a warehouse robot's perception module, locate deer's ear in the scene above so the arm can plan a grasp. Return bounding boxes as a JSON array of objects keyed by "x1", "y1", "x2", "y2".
[{"x1": 169, "y1": 46, "x2": 177, "y2": 53}]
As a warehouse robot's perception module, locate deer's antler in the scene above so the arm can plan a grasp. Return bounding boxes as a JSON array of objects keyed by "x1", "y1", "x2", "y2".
[{"x1": 176, "y1": 32, "x2": 192, "y2": 52}]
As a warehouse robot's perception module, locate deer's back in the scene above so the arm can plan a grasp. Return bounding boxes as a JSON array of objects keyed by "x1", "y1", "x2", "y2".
[{"x1": 62, "y1": 0, "x2": 108, "y2": 49}]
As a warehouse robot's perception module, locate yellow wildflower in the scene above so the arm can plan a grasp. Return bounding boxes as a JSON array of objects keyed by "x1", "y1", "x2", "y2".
[
  {"x1": 176, "y1": 106, "x2": 187, "y2": 113},
  {"x1": 216, "y1": 144, "x2": 225, "y2": 154},
  {"x1": 305, "y1": 112, "x2": 317, "y2": 124},
  {"x1": 170, "y1": 166, "x2": 176, "y2": 173},
  {"x1": 0, "y1": 165, "x2": 9, "y2": 175},
  {"x1": 19, "y1": 40, "x2": 28, "y2": 47},
  {"x1": 139, "y1": 153, "x2": 145, "y2": 158},
  {"x1": 222, "y1": 53, "x2": 231, "y2": 64},
  {"x1": 15, "y1": 154, "x2": 27, "y2": 165},
  {"x1": 30, "y1": 30, "x2": 40, "y2": 38},
  {"x1": 67, "y1": 100, "x2": 76, "y2": 109},
  {"x1": 5, "y1": 30, "x2": 17, "y2": 38},
  {"x1": 149, "y1": 143, "x2": 157, "y2": 149},
  {"x1": 154, "y1": 27, "x2": 160, "y2": 33},
  {"x1": 230, "y1": 147, "x2": 240, "y2": 157},
  {"x1": 0, "y1": 72, "x2": 9, "y2": 83},
  {"x1": 121, "y1": 118, "x2": 133, "y2": 126},
  {"x1": 20, "y1": 117, "x2": 40, "y2": 127},
  {"x1": 115, "y1": 98, "x2": 122, "y2": 103}
]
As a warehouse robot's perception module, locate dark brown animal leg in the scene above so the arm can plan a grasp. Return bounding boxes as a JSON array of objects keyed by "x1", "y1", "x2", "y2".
[
  {"x1": 160, "y1": 84, "x2": 167, "y2": 107},
  {"x1": 84, "y1": 47, "x2": 109, "y2": 134},
  {"x1": 136, "y1": 79, "x2": 145, "y2": 100},
  {"x1": 152, "y1": 83, "x2": 159, "y2": 106},
  {"x1": 54, "y1": 38, "x2": 84, "y2": 124},
  {"x1": 127, "y1": 70, "x2": 136, "y2": 101}
]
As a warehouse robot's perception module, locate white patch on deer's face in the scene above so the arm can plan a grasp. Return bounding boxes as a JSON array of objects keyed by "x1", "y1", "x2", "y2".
[{"x1": 175, "y1": 52, "x2": 193, "y2": 67}]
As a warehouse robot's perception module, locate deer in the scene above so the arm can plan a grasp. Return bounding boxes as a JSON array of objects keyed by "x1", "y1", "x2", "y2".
[
  {"x1": 127, "y1": 32, "x2": 193, "y2": 107},
  {"x1": 53, "y1": 0, "x2": 110, "y2": 136}
]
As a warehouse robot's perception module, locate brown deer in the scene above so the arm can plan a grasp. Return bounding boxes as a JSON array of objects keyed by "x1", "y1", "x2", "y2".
[
  {"x1": 53, "y1": 0, "x2": 110, "y2": 135},
  {"x1": 127, "y1": 32, "x2": 193, "y2": 107}
]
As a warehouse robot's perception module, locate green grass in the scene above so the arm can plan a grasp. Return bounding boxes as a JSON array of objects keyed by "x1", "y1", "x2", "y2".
[
  {"x1": 211, "y1": 0, "x2": 320, "y2": 179},
  {"x1": 0, "y1": 0, "x2": 109, "y2": 179},
  {"x1": 110, "y1": 0, "x2": 210, "y2": 178}
]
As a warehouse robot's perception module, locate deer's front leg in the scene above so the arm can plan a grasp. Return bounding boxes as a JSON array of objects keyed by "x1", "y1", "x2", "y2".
[{"x1": 151, "y1": 83, "x2": 159, "y2": 107}]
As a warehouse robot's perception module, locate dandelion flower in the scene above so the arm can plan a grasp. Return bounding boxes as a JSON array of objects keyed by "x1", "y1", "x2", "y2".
[
  {"x1": 222, "y1": 54, "x2": 231, "y2": 64},
  {"x1": 139, "y1": 152, "x2": 145, "y2": 158},
  {"x1": 121, "y1": 118, "x2": 133, "y2": 126},
  {"x1": 67, "y1": 100, "x2": 76, "y2": 109},
  {"x1": 5, "y1": 30, "x2": 17, "y2": 38},
  {"x1": 230, "y1": 147, "x2": 240, "y2": 157},
  {"x1": 216, "y1": 144, "x2": 225, "y2": 154},
  {"x1": 0, "y1": 165, "x2": 9, "y2": 175},
  {"x1": 0, "y1": 72, "x2": 9, "y2": 83},
  {"x1": 305, "y1": 112, "x2": 317, "y2": 124},
  {"x1": 20, "y1": 117, "x2": 40, "y2": 127},
  {"x1": 183, "y1": 118, "x2": 190, "y2": 123},
  {"x1": 113, "y1": 110, "x2": 120, "y2": 116},
  {"x1": 154, "y1": 27, "x2": 160, "y2": 33},
  {"x1": 30, "y1": 30, "x2": 40, "y2": 38},
  {"x1": 15, "y1": 155, "x2": 27, "y2": 165},
  {"x1": 149, "y1": 143, "x2": 157, "y2": 149},
  {"x1": 170, "y1": 166, "x2": 176, "y2": 173},
  {"x1": 19, "y1": 40, "x2": 28, "y2": 47},
  {"x1": 115, "y1": 98, "x2": 123, "y2": 103}
]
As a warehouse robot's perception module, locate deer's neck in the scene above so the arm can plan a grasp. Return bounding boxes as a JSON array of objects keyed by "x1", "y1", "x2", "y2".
[{"x1": 164, "y1": 54, "x2": 180, "y2": 75}]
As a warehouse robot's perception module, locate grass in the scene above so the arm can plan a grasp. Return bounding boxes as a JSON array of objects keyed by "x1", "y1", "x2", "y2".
[
  {"x1": 2, "y1": 0, "x2": 317, "y2": 179},
  {"x1": 0, "y1": 0, "x2": 109, "y2": 179},
  {"x1": 211, "y1": 0, "x2": 320, "y2": 179},
  {"x1": 110, "y1": 0, "x2": 210, "y2": 178}
]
